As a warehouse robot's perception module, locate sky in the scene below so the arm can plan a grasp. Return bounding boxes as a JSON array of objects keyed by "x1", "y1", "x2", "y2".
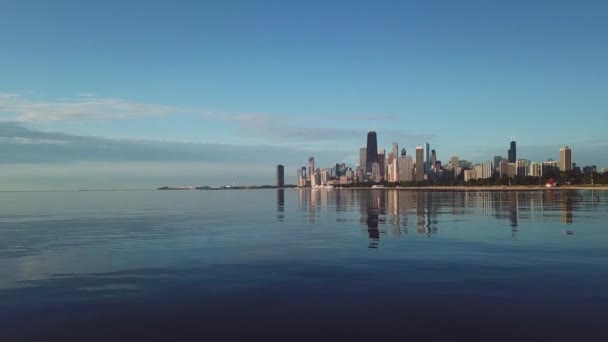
[{"x1": 1, "y1": 0, "x2": 607, "y2": 190}]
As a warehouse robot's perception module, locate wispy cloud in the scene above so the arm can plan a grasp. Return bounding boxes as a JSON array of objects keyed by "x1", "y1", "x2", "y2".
[
  {"x1": 0, "y1": 122, "x2": 346, "y2": 164},
  {"x1": 0, "y1": 92, "x2": 400, "y2": 126},
  {"x1": 0, "y1": 93, "x2": 180, "y2": 122},
  {"x1": 0, "y1": 122, "x2": 355, "y2": 189},
  {"x1": 0, "y1": 93, "x2": 427, "y2": 150}
]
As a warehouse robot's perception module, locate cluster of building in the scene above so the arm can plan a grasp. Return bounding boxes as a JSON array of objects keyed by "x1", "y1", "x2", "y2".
[{"x1": 276, "y1": 131, "x2": 598, "y2": 188}]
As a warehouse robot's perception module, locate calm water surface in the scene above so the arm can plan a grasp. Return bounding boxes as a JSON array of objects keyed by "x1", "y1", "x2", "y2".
[{"x1": 1, "y1": 189, "x2": 607, "y2": 341}]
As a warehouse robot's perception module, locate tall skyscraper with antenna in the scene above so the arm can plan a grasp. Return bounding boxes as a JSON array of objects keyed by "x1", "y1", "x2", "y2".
[
  {"x1": 508, "y1": 140, "x2": 517, "y2": 163},
  {"x1": 366, "y1": 131, "x2": 378, "y2": 173}
]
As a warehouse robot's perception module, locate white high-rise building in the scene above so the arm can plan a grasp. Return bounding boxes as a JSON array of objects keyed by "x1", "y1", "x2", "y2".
[
  {"x1": 530, "y1": 162, "x2": 541, "y2": 177},
  {"x1": 320, "y1": 169, "x2": 331, "y2": 184},
  {"x1": 481, "y1": 161, "x2": 493, "y2": 179},
  {"x1": 464, "y1": 169, "x2": 477, "y2": 182},
  {"x1": 474, "y1": 164, "x2": 483, "y2": 179},
  {"x1": 388, "y1": 161, "x2": 399, "y2": 182},
  {"x1": 451, "y1": 155, "x2": 460, "y2": 177}
]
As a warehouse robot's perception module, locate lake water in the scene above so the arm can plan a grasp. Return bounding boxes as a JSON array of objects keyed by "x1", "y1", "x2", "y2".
[{"x1": 1, "y1": 189, "x2": 607, "y2": 341}]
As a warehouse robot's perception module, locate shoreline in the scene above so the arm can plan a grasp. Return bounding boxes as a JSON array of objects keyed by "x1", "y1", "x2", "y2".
[
  {"x1": 314, "y1": 186, "x2": 608, "y2": 191},
  {"x1": 157, "y1": 186, "x2": 608, "y2": 191}
]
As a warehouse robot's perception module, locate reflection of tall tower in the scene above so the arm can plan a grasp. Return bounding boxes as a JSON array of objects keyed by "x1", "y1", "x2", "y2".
[
  {"x1": 508, "y1": 192, "x2": 518, "y2": 237},
  {"x1": 366, "y1": 131, "x2": 378, "y2": 173},
  {"x1": 425, "y1": 191, "x2": 434, "y2": 233},
  {"x1": 561, "y1": 195, "x2": 574, "y2": 224},
  {"x1": 276, "y1": 189, "x2": 285, "y2": 222},
  {"x1": 388, "y1": 190, "x2": 400, "y2": 236},
  {"x1": 416, "y1": 192, "x2": 425, "y2": 233},
  {"x1": 364, "y1": 190, "x2": 382, "y2": 249}
]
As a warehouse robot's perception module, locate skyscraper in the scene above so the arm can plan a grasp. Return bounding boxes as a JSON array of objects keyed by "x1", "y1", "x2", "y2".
[
  {"x1": 500, "y1": 159, "x2": 509, "y2": 177},
  {"x1": 366, "y1": 131, "x2": 378, "y2": 173},
  {"x1": 308, "y1": 156, "x2": 315, "y2": 181},
  {"x1": 401, "y1": 148, "x2": 406, "y2": 157},
  {"x1": 516, "y1": 159, "x2": 529, "y2": 177},
  {"x1": 416, "y1": 146, "x2": 424, "y2": 182},
  {"x1": 371, "y1": 162, "x2": 381, "y2": 182},
  {"x1": 425, "y1": 142, "x2": 430, "y2": 166},
  {"x1": 391, "y1": 142, "x2": 399, "y2": 164},
  {"x1": 482, "y1": 161, "x2": 493, "y2": 179},
  {"x1": 359, "y1": 148, "x2": 367, "y2": 172},
  {"x1": 494, "y1": 156, "x2": 503, "y2": 171},
  {"x1": 398, "y1": 155, "x2": 414, "y2": 181},
  {"x1": 508, "y1": 141, "x2": 517, "y2": 163},
  {"x1": 378, "y1": 149, "x2": 386, "y2": 181},
  {"x1": 430, "y1": 149, "x2": 437, "y2": 170},
  {"x1": 542, "y1": 160, "x2": 559, "y2": 177},
  {"x1": 475, "y1": 164, "x2": 483, "y2": 179},
  {"x1": 276, "y1": 164, "x2": 284, "y2": 188},
  {"x1": 451, "y1": 155, "x2": 460, "y2": 178},
  {"x1": 388, "y1": 160, "x2": 398, "y2": 182},
  {"x1": 530, "y1": 162, "x2": 541, "y2": 177},
  {"x1": 559, "y1": 146, "x2": 572, "y2": 171},
  {"x1": 297, "y1": 166, "x2": 307, "y2": 187}
]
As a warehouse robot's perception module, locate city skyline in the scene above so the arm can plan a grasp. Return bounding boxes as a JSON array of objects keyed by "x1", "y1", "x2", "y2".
[
  {"x1": 1, "y1": 1, "x2": 608, "y2": 189},
  {"x1": 296, "y1": 129, "x2": 606, "y2": 188}
]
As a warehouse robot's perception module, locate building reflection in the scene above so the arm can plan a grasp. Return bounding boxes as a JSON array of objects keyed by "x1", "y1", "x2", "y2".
[
  {"x1": 293, "y1": 189, "x2": 587, "y2": 246},
  {"x1": 561, "y1": 194, "x2": 573, "y2": 224},
  {"x1": 508, "y1": 192, "x2": 518, "y2": 237},
  {"x1": 416, "y1": 192, "x2": 426, "y2": 234},
  {"x1": 276, "y1": 189, "x2": 285, "y2": 222},
  {"x1": 363, "y1": 190, "x2": 383, "y2": 249}
]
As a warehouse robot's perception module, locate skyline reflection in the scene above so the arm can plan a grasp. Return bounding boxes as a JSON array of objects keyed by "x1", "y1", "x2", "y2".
[{"x1": 296, "y1": 189, "x2": 592, "y2": 246}]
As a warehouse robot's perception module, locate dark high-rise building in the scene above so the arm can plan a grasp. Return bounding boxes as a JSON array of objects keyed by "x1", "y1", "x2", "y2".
[
  {"x1": 401, "y1": 148, "x2": 407, "y2": 157},
  {"x1": 366, "y1": 131, "x2": 378, "y2": 173},
  {"x1": 508, "y1": 141, "x2": 517, "y2": 163},
  {"x1": 494, "y1": 155, "x2": 503, "y2": 171},
  {"x1": 276, "y1": 164, "x2": 285, "y2": 187},
  {"x1": 416, "y1": 146, "x2": 425, "y2": 182}
]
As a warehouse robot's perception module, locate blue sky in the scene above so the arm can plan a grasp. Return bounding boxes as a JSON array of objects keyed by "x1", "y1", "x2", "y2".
[{"x1": 1, "y1": 0, "x2": 607, "y2": 189}]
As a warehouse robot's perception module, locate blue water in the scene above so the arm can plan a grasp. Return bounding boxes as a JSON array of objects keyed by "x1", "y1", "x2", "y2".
[{"x1": 1, "y1": 189, "x2": 607, "y2": 341}]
